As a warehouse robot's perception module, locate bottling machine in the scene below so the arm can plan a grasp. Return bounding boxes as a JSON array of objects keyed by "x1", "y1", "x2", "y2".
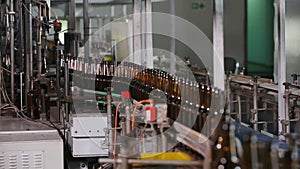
[{"x1": 0, "y1": 0, "x2": 299, "y2": 169}]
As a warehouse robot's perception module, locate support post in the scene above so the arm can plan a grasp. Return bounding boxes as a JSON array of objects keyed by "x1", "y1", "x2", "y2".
[
  {"x1": 170, "y1": 0, "x2": 176, "y2": 74},
  {"x1": 277, "y1": 0, "x2": 287, "y2": 136},
  {"x1": 133, "y1": 0, "x2": 142, "y2": 65},
  {"x1": 213, "y1": 0, "x2": 225, "y2": 91},
  {"x1": 145, "y1": 0, "x2": 153, "y2": 69},
  {"x1": 24, "y1": 0, "x2": 33, "y2": 117}
]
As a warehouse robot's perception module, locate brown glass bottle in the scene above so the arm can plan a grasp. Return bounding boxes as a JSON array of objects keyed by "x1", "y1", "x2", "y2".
[{"x1": 205, "y1": 86, "x2": 212, "y2": 112}]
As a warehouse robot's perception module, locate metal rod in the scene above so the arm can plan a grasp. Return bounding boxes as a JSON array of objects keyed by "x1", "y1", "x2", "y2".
[
  {"x1": 24, "y1": 0, "x2": 32, "y2": 115},
  {"x1": 141, "y1": 0, "x2": 145, "y2": 66},
  {"x1": 253, "y1": 81, "x2": 258, "y2": 130},
  {"x1": 170, "y1": 0, "x2": 176, "y2": 74},
  {"x1": 277, "y1": 0, "x2": 287, "y2": 136},
  {"x1": 133, "y1": 0, "x2": 142, "y2": 65},
  {"x1": 18, "y1": 0, "x2": 24, "y2": 73},
  {"x1": 37, "y1": 3, "x2": 42, "y2": 74},
  {"x1": 9, "y1": 0, "x2": 14, "y2": 102},
  {"x1": 237, "y1": 95, "x2": 242, "y2": 123},
  {"x1": 125, "y1": 106, "x2": 131, "y2": 135},
  {"x1": 283, "y1": 84, "x2": 290, "y2": 133},
  {"x1": 98, "y1": 158, "x2": 203, "y2": 166},
  {"x1": 20, "y1": 72, "x2": 23, "y2": 110},
  {"x1": 161, "y1": 124, "x2": 167, "y2": 152},
  {"x1": 83, "y1": 0, "x2": 89, "y2": 58},
  {"x1": 145, "y1": 0, "x2": 153, "y2": 69},
  {"x1": 213, "y1": 0, "x2": 225, "y2": 90},
  {"x1": 64, "y1": 61, "x2": 69, "y2": 122},
  {"x1": 106, "y1": 87, "x2": 113, "y2": 158}
]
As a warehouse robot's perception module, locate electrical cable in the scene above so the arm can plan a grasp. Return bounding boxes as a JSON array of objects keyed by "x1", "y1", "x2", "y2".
[{"x1": 0, "y1": 67, "x2": 19, "y2": 113}]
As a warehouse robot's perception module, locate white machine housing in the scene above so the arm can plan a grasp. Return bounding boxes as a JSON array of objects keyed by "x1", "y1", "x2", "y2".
[
  {"x1": 67, "y1": 113, "x2": 108, "y2": 157},
  {"x1": 0, "y1": 119, "x2": 64, "y2": 169}
]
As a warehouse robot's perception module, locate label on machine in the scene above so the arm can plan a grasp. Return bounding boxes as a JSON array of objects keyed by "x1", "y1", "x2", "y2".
[{"x1": 145, "y1": 107, "x2": 156, "y2": 123}]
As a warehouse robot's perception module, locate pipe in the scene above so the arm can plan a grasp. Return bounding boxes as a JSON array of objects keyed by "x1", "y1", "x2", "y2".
[
  {"x1": 9, "y1": 0, "x2": 14, "y2": 102},
  {"x1": 125, "y1": 105, "x2": 131, "y2": 135},
  {"x1": 160, "y1": 124, "x2": 167, "y2": 152},
  {"x1": 170, "y1": 0, "x2": 175, "y2": 74},
  {"x1": 64, "y1": 61, "x2": 69, "y2": 122},
  {"x1": 20, "y1": 72, "x2": 23, "y2": 110},
  {"x1": 283, "y1": 82, "x2": 290, "y2": 134},
  {"x1": 237, "y1": 95, "x2": 242, "y2": 123},
  {"x1": 213, "y1": 0, "x2": 225, "y2": 90},
  {"x1": 106, "y1": 87, "x2": 113, "y2": 158},
  {"x1": 83, "y1": 0, "x2": 89, "y2": 58},
  {"x1": 56, "y1": 52, "x2": 60, "y2": 122},
  {"x1": 252, "y1": 77, "x2": 258, "y2": 130},
  {"x1": 24, "y1": 0, "x2": 32, "y2": 116},
  {"x1": 98, "y1": 158, "x2": 203, "y2": 166},
  {"x1": 19, "y1": 0, "x2": 24, "y2": 71},
  {"x1": 277, "y1": 0, "x2": 287, "y2": 137},
  {"x1": 37, "y1": 3, "x2": 42, "y2": 74}
]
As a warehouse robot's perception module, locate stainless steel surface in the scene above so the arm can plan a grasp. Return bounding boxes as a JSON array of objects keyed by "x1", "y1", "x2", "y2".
[
  {"x1": 213, "y1": 0, "x2": 225, "y2": 90},
  {"x1": 0, "y1": 118, "x2": 55, "y2": 133},
  {"x1": 70, "y1": 113, "x2": 107, "y2": 137},
  {"x1": 0, "y1": 119, "x2": 63, "y2": 169},
  {"x1": 277, "y1": 0, "x2": 287, "y2": 136},
  {"x1": 68, "y1": 113, "x2": 108, "y2": 157},
  {"x1": 70, "y1": 137, "x2": 108, "y2": 157}
]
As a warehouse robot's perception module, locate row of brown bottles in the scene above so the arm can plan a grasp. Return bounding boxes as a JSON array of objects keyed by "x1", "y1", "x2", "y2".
[
  {"x1": 71, "y1": 61, "x2": 213, "y2": 131},
  {"x1": 69, "y1": 57, "x2": 115, "y2": 76}
]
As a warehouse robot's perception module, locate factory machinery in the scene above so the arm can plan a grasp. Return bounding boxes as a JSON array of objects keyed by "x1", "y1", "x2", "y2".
[{"x1": 0, "y1": 0, "x2": 299, "y2": 169}]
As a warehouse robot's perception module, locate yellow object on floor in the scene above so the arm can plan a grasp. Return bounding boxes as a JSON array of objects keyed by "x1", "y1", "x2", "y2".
[{"x1": 140, "y1": 152, "x2": 192, "y2": 161}]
